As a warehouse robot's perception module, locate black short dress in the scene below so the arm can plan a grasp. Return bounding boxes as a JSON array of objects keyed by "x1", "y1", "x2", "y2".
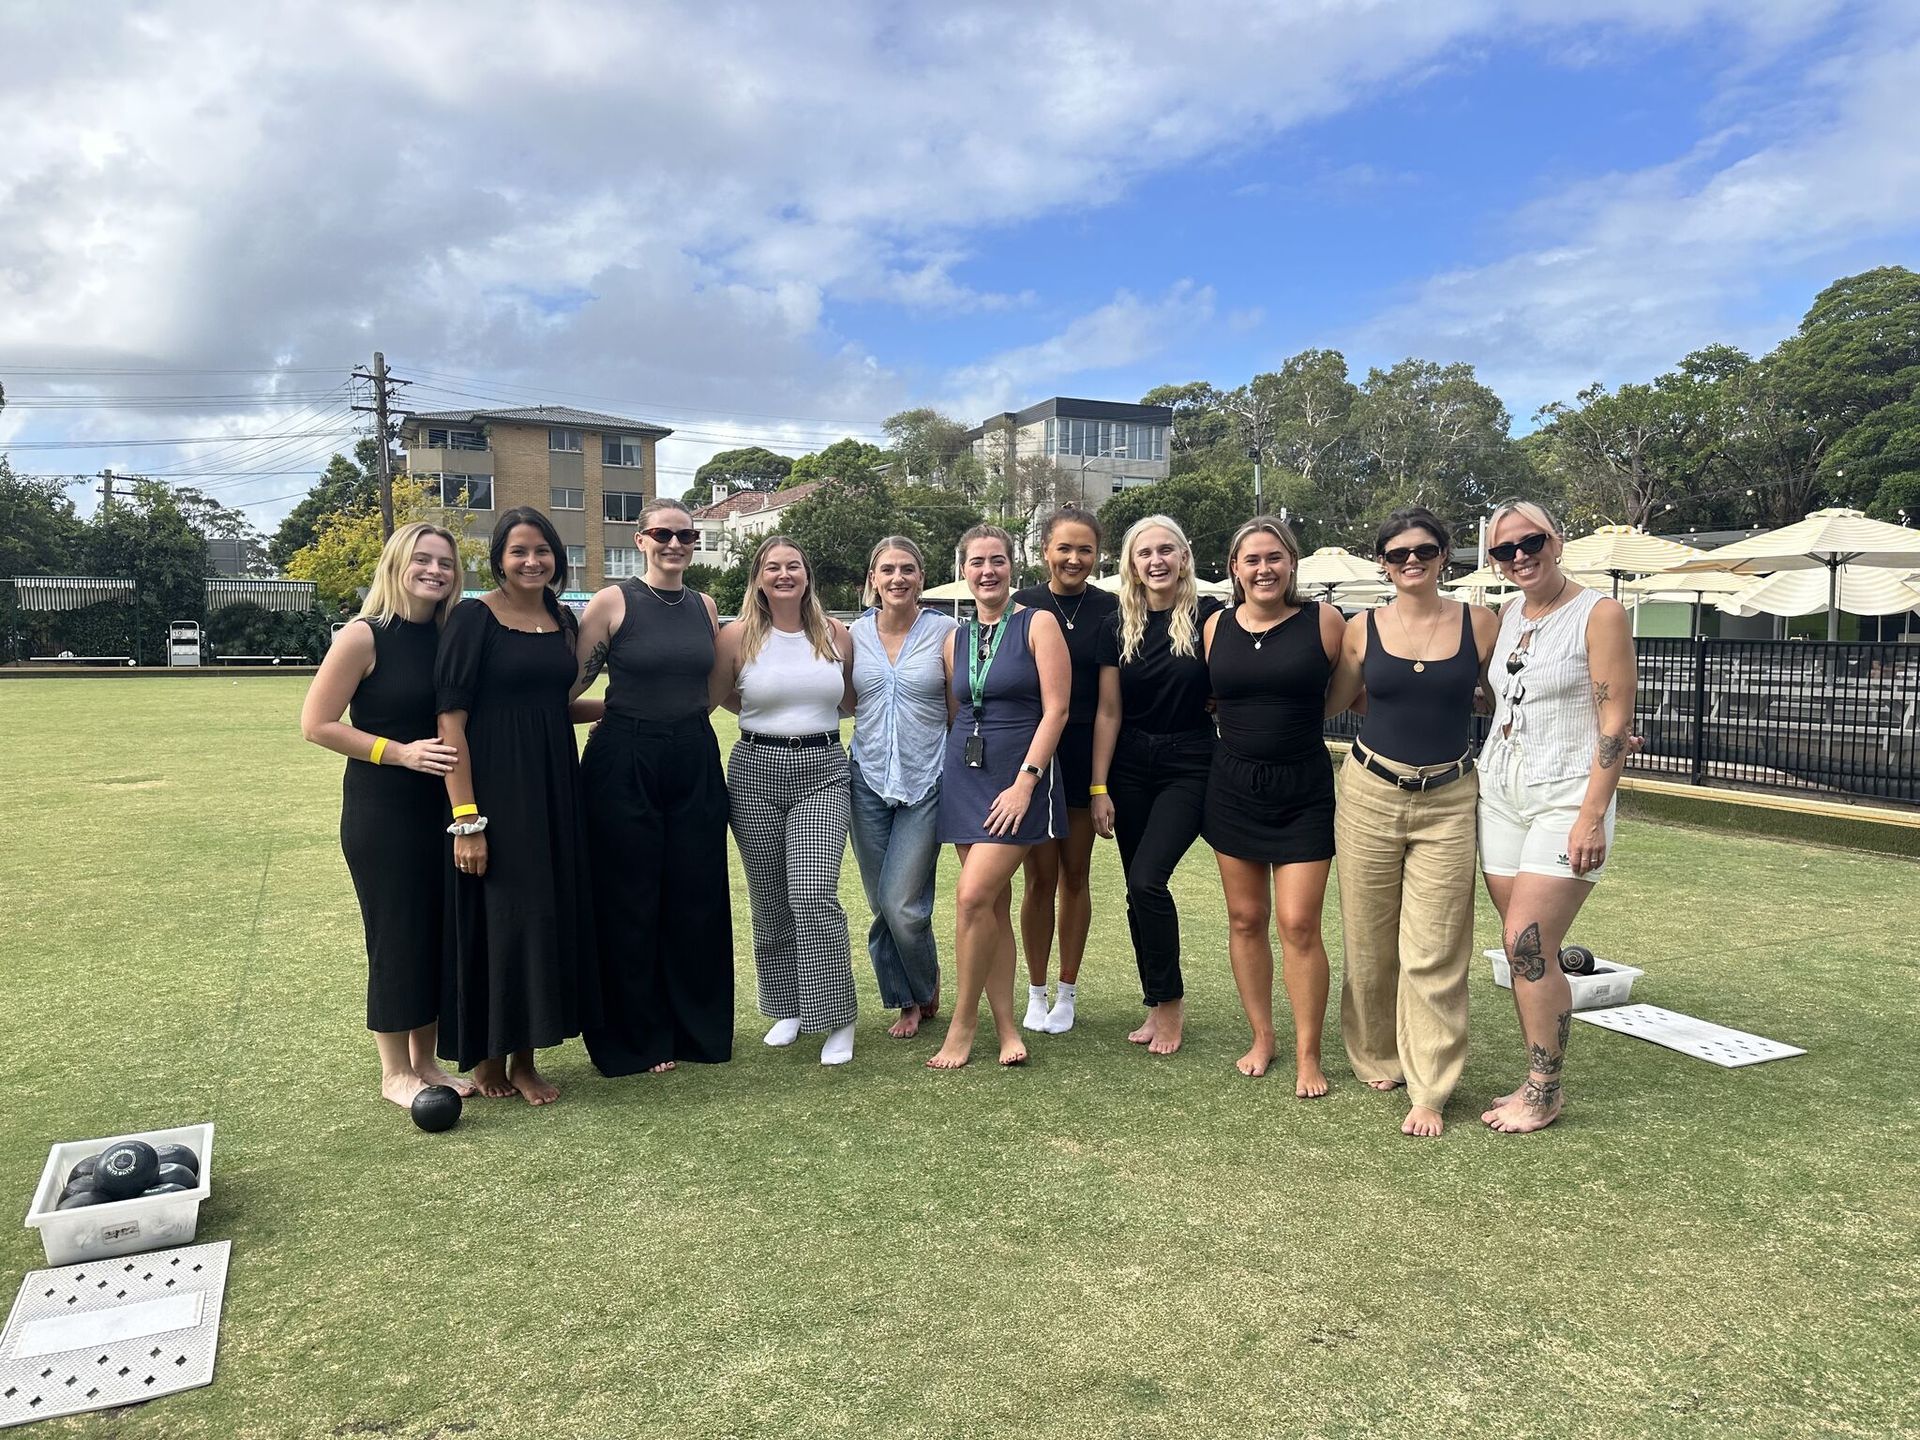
[
  {"x1": 339, "y1": 616, "x2": 445, "y2": 1033},
  {"x1": 435, "y1": 599, "x2": 600, "y2": 1068},
  {"x1": 582, "y1": 582, "x2": 734, "y2": 1076},
  {"x1": 1013, "y1": 584, "x2": 1117, "y2": 808},
  {"x1": 1203, "y1": 601, "x2": 1336, "y2": 865}
]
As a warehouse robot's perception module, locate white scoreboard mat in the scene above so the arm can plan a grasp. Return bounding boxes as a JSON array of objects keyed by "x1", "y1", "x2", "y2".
[{"x1": 1573, "y1": 1004, "x2": 1806, "y2": 1067}]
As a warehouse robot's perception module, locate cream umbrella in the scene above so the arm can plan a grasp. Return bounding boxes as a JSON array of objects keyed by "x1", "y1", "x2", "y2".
[
  {"x1": 1295, "y1": 546, "x2": 1382, "y2": 601},
  {"x1": 1092, "y1": 573, "x2": 1232, "y2": 597},
  {"x1": 1621, "y1": 569, "x2": 1754, "y2": 637},
  {"x1": 1671, "y1": 507, "x2": 1920, "y2": 641},
  {"x1": 1443, "y1": 564, "x2": 1516, "y2": 605},
  {"x1": 1715, "y1": 568, "x2": 1920, "y2": 620},
  {"x1": 1558, "y1": 526, "x2": 1705, "y2": 599}
]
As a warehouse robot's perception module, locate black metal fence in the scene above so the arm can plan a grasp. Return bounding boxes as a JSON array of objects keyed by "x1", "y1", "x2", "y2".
[{"x1": 1326, "y1": 638, "x2": 1920, "y2": 806}]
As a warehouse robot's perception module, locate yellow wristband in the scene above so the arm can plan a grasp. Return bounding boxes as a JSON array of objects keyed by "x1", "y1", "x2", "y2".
[
  {"x1": 1088, "y1": 784, "x2": 1108, "y2": 796},
  {"x1": 452, "y1": 803, "x2": 478, "y2": 818},
  {"x1": 369, "y1": 737, "x2": 389, "y2": 766}
]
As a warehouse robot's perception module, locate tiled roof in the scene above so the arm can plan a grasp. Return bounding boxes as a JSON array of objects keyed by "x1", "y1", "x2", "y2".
[
  {"x1": 691, "y1": 480, "x2": 822, "y2": 521},
  {"x1": 403, "y1": 404, "x2": 671, "y2": 437}
]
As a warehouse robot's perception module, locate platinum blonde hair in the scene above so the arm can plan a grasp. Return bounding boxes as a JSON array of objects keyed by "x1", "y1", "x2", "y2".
[
  {"x1": 1116, "y1": 514, "x2": 1199, "y2": 664},
  {"x1": 1487, "y1": 497, "x2": 1563, "y2": 539}
]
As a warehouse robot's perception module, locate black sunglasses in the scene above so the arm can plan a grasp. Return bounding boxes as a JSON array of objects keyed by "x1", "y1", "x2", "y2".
[
  {"x1": 1488, "y1": 532, "x2": 1550, "y2": 564},
  {"x1": 640, "y1": 527, "x2": 700, "y2": 546},
  {"x1": 1382, "y1": 542, "x2": 1443, "y2": 567}
]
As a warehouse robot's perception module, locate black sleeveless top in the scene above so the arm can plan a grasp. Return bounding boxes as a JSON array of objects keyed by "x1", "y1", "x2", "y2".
[
  {"x1": 1358, "y1": 605, "x2": 1478, "y2": 765},
  {"x1": 348, "y1": 617, "x2": 440, "y2": 743},
  {"x1": 604, "y1": 581, "x2": 716, "y2": 723},
  {"x1": 1209, "y1": 602, "x2": 1331, "y2": 764}
]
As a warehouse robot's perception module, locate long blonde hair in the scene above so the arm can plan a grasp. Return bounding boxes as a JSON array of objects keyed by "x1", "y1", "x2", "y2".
[
  {"x1": 862, "y1": 535, "x2": 926, "y2": 609},
  {"x1": 358, "y1": 521, "x2": 462, "y2": 628},
  {"x1": 737, "y1": 533, "x2": 839, "y2": 666},
  {"x1": 1226, "y1": 515, "x2": 1303, "y2": 607},
  {"x1": 1116, "y1": 514, "x2": 1199, "y2": 664}
]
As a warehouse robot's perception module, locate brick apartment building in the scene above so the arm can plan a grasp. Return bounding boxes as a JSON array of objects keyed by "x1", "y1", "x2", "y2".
[{"x1": 399, "y1": 405, "x2": 672, "y2": 590}]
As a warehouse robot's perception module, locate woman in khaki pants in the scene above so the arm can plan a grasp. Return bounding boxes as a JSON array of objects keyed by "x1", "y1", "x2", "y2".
[{"x1": 1326, "y1": 507, "x2": 1498, "y2": 1136}]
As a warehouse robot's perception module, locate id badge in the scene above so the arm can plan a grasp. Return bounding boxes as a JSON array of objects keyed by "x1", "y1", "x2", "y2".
[{"x1": 964, "y1": 732, "x2": 986, "y2": 769}]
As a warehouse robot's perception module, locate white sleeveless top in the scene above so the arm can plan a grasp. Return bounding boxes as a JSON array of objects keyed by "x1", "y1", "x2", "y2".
[
  {"x1": 1487, "y1": 587, "x2": 1605, "y2": 783},
  {"x1": 738, "y1": 626, "x2": 844, "y2": 736}
]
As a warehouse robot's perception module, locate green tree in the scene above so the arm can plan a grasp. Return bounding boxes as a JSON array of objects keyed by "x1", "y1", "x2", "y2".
[
  {"x1": 893, "y1": 483, "x2": 983, "y2": 582},
  {"x1": 1352, "y1": 359, "x2": 1524, "y2": 528},
  {"x1": 1827, "y1": 394, "x2": 1920, "y2": 515},
  {"x1": 282, "y1": 476, "x2": 486, "y2": 609},
  {"x1": 775, "y1": 471, "x2": 899, "y2": 608},
  {"x1": 1867, "y1": 470, "x2": 1920, "y2": 524},
  {"x1": 1140, "y1": 382, "x2": 1231, "y2": 459},
  {"x1": 267, "y1": 439, "x2": 382, "y2": 569},
  {"x1": 692, "y1": 446, "x2": 793, "y2": 501},
  {"x1": 1096, "y1": 464, "x2": 1272, "y2": 581},
  {"x1": 81, "y1": 480, "x2": 211, "y2": 660},
  {"x1": 788, "y1": 438, "x2": 887, "y2": 489},
  {"x1": 1532, "y1": 366, "x2": 1716, "y2": 530},
  {"x1": 0, "y1": 459, "x2": 86, "y2": 575},
  {"x1": 883, "y1": 408, "x2": 971, "y2": 485}
]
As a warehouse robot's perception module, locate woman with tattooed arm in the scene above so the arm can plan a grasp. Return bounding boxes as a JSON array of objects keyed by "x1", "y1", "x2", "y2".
[
  {"x1": 1476, "y1": 498, "x2": 1635, "y2": 1134},
  {"x1": 574, "y1": 500, "x2": 734, "y2": 1077}
]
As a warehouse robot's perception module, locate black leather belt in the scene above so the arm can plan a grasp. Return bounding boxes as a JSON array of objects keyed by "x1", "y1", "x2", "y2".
[
  {"x1": 1351, "y1": 741, "x2": 1473, "y2": 792},
  {"x1": 739, "y1": 729, "x2": 838, "y2": 749}
]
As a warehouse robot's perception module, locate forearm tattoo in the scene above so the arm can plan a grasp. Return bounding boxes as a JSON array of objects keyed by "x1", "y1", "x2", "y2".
[
  {"x1": 1591, "y1": 678, "x2": 1611, "y2": 709},
  {"x1": 1509, "y1": 922, "x2": 1547, "y2": 982},
  {"x1": 582, "y1": 639, "x2": 609, "y2": 685},
  {"x1": 1596, "y1": 732, "x2": 1625, "y2": 769}
]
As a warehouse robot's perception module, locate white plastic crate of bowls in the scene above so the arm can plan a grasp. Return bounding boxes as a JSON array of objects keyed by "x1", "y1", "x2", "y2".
[
  {"x1": 24, "y1": 1124, "x2": 214, "y2": 1267},
  {"x1": 1483, "y1": 949, "x2": 1643, "y2": 1011}
]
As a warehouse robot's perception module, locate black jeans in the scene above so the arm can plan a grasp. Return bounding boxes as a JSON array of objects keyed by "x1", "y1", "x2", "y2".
[{"x1": 1109, "y1": 728, "x2": 1213, "y2": 1006}]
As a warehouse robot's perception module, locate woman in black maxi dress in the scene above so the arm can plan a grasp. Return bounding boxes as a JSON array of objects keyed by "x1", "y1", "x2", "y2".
[
  {"x1": 299, "y1": 521, "x2": 471, "y2": 1108},
  {"x1": 437, "y1": 508, "x2": 601, "y2": 1104}
]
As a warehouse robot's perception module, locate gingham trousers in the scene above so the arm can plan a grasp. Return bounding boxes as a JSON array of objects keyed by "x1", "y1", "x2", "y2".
[{"x1": 727, "y1": 738, "x2": 857, "y2": 1033}]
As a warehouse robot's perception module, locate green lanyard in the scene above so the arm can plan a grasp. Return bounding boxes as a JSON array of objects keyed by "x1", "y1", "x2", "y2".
[{"x1": 967, "y1": 614, "x2": 1011, "y2": 724}]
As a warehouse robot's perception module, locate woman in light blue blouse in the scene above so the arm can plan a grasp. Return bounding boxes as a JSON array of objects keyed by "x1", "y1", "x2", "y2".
[{"x1": 849, "y1": 535, "x2": 959, "y2": 1038}]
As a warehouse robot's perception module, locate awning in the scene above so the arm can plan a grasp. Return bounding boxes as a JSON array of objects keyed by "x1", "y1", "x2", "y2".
[
  {"x1": 5, "y1": 576, "x2": 136, "y2": 612},
  {"x1": 204, "y1": 578, "x2": 318, "y2": 614}
]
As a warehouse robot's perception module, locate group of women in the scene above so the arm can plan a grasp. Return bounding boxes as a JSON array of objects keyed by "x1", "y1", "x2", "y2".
[{"x1": 302, "y1": 490, "x2": 1634, "y2": 1137}]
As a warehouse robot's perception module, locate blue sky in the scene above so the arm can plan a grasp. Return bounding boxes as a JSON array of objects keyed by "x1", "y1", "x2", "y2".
[{"x1": 1, "y1": 1, "x2": 1917, "y2": 519}]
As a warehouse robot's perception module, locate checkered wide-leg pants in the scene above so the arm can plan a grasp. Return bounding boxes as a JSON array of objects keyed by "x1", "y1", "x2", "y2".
[{"x1": 727, "y1": 740, "x2": 857, "y2": 1033}]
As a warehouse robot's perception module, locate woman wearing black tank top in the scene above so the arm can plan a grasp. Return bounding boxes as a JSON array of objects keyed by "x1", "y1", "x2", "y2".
[
  {"x1": 1325, "y1": 508, "x2": 1498, "y2": 1138},
  {"x1": 572, "y1": 500, "x2": 733, "y2": 1077},
  {"x1": 1202, "y1": 517, "x2": 1346, "y2": 1096}
]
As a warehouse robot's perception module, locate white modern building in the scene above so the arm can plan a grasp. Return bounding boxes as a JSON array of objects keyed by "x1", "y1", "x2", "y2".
[{"x1": 964, "y1": 396, "x2": 1174, "y2": 500}]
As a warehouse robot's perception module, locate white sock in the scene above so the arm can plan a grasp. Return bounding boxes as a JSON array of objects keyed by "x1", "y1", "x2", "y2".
[
  {"x1": 763, "y1": 1017, "x2": 801, "y2": 1047},
  {"x1": 820, "y1": 1022, "x2": 855, "y2": 1066},
  {"x1": 1022, "y1": 985, "x2": 1051, "y2": 1031},
  {"x1": 1046, "y1": 982, "x2": 1077, "y2": 1033}
]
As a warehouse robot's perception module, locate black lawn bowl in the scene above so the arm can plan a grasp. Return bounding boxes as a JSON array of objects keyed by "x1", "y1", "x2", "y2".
[
  {"x1": 153, "y1": 1163, "x2": 197, "y2": 1191},
  {"x1": 59, "y1": 1174, "x2": 97, "y2": 1202},
  {"x1": 153, "y1": 1143, "x2": 200, "y2": 1176},
  {"x1": 66, "y1": 1155, "x2": 99, "y2": 1186},
  {"x1": 1559, "y1": 943, "x2": 1598, "y2": 976},
  {"x1": 94, "y1": 1140, "x2": 160, "y2": 1200},
  {"x1": 56, "y1": 1190, "x2": 112, "y2": 1211},
  {"x1": 410, "y1": 1085, "x2": 463, "y2": 1133}
]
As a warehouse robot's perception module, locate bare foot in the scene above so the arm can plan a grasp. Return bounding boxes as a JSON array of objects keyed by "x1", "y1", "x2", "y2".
[
  {"x1": 381, "y1": 1070, "x2": 428, "y2": 1108},
  {"x1": 471, "y1": 1058, "x2": 516, "y2": 1099},
  {"x1": 647, "y1": 1060, "x2": 676, "y2": 1074},
  {"x1": 1237, "y1": 1039, "x2": 1276, "y2": 1077},
  {"x1": 1364, "y1": 1077, "x2": 1404, "y2": 1092},
  {"x1": 926, "y1": 1035, "x2": 972, "y2": 1070},
  {"x1": 1127, "y1": 1011, "x2": 1158, "y2": 1045},
  {"x1": 1147, "y1": 1001, "x2": 1184, "y2": 1056},
  {"x1": 922, "y1": 986, "x2": 940, "y2": 1020},
  {"x1": 507, "y1": 1054, "x2": 559, "y2": 1106},
  {"x1": 1482, "y1": 1083, "x2": 1563, "y2": 1133},
  {"x1": 1402, "y1": 1105, "x2": 1444, "y2": 1138},
  {"x1": 889, "y1": 1005, "x2": 923, "y2": 1039},
  {"x1": 415, "y1": 1063, "x2": 478, "y2": 1098},
  {"x1": 999, "y1": 1036, "x2": 1029, "y2": 1066},
  {"x1": 1295, "y1": 1061, "x2": 1330, "y2": 1099}
]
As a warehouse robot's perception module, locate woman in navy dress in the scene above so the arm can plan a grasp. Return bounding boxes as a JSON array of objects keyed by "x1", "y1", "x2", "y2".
[
  {"x1": 300, "y1": 521, "x2": 470, "y2": 1110},
  {"x1": 929, "y1": 524, "x2": 1071, "y2": 1070},
  {"x1": 436, "y1": 507, "x2": 602, "y2": 1105}
]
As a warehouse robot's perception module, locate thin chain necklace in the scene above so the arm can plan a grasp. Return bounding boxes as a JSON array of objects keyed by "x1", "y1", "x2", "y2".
[
  {"x1": 1048, "y1": 585, "x2": 1087, "y2": 631},
  {"x1": 1242, "y1": 606, "x2": 1288, "y2": 650},
  {"x1": 1521, "y1": 575, "x2": 1571, "y2": 624},
  {"x1": 641, "y1": 579, "x2": 685, "y2": 607},
  {"x1": 1396, "y1": 600, "x2": 1447, "y2": 673}
]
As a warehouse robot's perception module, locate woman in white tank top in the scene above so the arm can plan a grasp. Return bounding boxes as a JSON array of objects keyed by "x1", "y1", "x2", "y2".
[
  {"x1": 713, "y1": 536, "x2": 858, "y2": 1066},
  {"x1": 1476, "y1": 499, "x2": 1636, "y2": 1135}
]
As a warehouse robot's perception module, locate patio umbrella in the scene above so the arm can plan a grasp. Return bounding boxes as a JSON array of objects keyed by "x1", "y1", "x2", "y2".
[
  {"x1": 1715, "y1": 567, "x2": 1920, "y2": 620},
  {"x1": 1443, "y1": 564, "x2": 1516, "y2": 605},
  {"x1": 1091, "y1": 574, "x2": 1233, "y2": 597},
  {"x1": 1295, "y1": 546, "x2": 1382, "y2": 602},
  {"x1": 1558, "y1": 526, "x2": 1705, "y2": 599},
  {"x1": 1620, "y1": 569, "x2": 1754, "y2": 637},
  {"x1": 1670, "y1": 507, "x2": 1920, "y2": 640}
]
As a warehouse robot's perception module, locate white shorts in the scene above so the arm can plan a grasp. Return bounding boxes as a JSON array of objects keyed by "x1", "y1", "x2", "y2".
[{"x1": 1477, "y1": 740, "x2": 1615, "y2": 882}]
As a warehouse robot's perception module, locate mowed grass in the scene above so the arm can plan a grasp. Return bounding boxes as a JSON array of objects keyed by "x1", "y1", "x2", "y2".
[{"x1": 1, "y1": 676, "x2": 1915, "y2": 1440}]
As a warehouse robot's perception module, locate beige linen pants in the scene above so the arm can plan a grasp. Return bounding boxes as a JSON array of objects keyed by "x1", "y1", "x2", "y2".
[{"x1": 1335, "y1": 750, "x2": 1479, "y2": 1113}]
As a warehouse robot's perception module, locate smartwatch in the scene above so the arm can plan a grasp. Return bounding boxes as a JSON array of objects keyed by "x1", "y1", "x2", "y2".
[{"x1": 1019, "y1": 762, "x2": 1043, "y2": 778}]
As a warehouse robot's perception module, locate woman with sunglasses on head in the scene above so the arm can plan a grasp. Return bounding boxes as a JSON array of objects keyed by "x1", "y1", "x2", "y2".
[
  {"x1": 301, "y1": 522, "x2": 474, "y2": 1110},
  {"x1": 929, "y1": 524, "x2": 1071, "y2": 1070},
  {"x1": 1475, "y1": 499, "x2": 1634, "y2": 1133},
  {"x1": 714, "y1": 535, "x2": 859, "y2": 1066},
  {"x1": 1088, "y1": 515, "x2": 1222, "y2": 1057},
  {"x1": 1010, "y1": 505, "x2": 1117, "y2": 1036},
  {"x1": 574, "y1": 501, "x2": 732, "y2": 1078},
  {"x1": 1324, "y1": 508, "x2": 1499, "y2": 1137},
  {"x1": 437, "y1": 507, "x2": 601, "y2": 1105},
  {"x1": 849, "y1": 536, "x2": 957, "y2": 1039},
  {"x1": 1202, "y1": 516, "x2": 1346, "y2": 1095}
]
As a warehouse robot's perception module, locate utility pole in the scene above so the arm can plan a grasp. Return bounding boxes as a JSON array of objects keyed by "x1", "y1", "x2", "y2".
[
  {"x1": 98, "y1": 469, "x2": 117, "y2": 509},
  {"x1": 352, "y1": 352, "x2": 407, "y2": 538}
]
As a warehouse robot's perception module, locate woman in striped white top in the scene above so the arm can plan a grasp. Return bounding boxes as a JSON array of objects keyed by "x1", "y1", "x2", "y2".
[{"x1": 1477, "y1": 498, "x2": 1636, "y2": 1134}]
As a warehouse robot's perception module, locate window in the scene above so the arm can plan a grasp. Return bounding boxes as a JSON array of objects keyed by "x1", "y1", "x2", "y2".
[
  {"x1": 426, "y1": 426, "x2": 485, "y2": 451},
  {"x1": 566, "y1": 545, "x2": 587, "y2": 575},
  {"x1": 1044, "y1": 418, "x2": 1056, "y2": 456},
  {"x1": 432, "y1": 473, "x2": 493, "y2": 509},
  {"x1": 604, "y1": 490, "x2": 647, "y2": 523},
  {"x1": 550, "y1": 486, "x2": 584, "y2": 510},
  {"x1": 606, "y1": 547, "x2": 641, "y2": 579},
  {"x1": 603, "y1": 435, "x2": 646, "y2": 468},
  {"x1": 549, "y1": 428, "x2": 583, "y2": 452}
]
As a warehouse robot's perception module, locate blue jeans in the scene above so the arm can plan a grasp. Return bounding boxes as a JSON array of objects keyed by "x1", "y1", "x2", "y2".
[{"x1": 848, "y1": 763, "x2": 942, "y2": 1009}]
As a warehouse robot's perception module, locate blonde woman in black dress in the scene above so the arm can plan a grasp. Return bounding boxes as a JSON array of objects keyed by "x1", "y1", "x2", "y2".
[{"x1": 300, "y1": 522, "x2": 471, "y2": 1108}]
